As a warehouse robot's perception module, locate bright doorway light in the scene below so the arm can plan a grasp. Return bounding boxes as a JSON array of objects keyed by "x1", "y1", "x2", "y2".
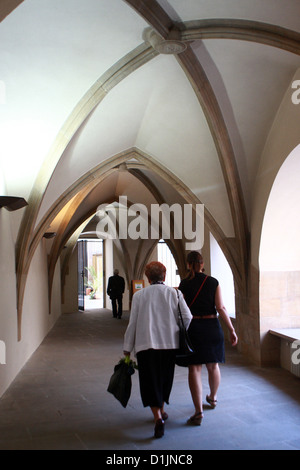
[
  {"x1": 210, "y1": 233, "x2": 235, "y2": 318},
  {"x1": 157, "y1": 240, "x2": 180, "y2": 287}
]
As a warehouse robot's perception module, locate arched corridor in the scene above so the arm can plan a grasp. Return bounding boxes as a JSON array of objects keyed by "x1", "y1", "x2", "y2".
[
  {"x1": 1, "y1": 1, "x2": 300, "y2": 450},
  {"x1": 0, "y1": 309, "x2": 299, "y2": 451}
]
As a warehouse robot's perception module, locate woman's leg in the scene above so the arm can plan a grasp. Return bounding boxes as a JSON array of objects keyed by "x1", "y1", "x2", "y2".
[
  {"x1": 206, "y1": 362, "x2": 221, "y2": 402},
  {"x1": 188, "y1": 364, "x2": 203, "y2": 414},
  {"x1": 150, "y1": 404, "x2": 168, "y2": 421},
  {"x1": 151, "y1": 406, "x2": 162, "y2": 421}
]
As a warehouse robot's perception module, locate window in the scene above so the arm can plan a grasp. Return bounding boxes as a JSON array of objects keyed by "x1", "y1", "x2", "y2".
[
  {"x1": 157, "y1": 240, "x2": 180, "y2": 287},
  {"x1": 210, "y1": 233, "x2": 235, "y2": 317}
]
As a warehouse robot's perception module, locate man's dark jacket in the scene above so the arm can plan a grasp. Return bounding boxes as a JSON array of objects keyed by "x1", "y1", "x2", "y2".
[{"x1": 107, "y1": 275, "x2": 125, "y2": 299}]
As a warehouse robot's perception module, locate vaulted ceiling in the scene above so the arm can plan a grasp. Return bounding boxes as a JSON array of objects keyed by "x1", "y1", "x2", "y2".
[{"x1": 1, "y1": 0, "x2": 300, "y2": 337}]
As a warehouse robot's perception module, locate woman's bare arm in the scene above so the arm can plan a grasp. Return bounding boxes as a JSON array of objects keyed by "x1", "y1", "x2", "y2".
[{"x1": 215, "y1": 285, "x2": 238, "y2": 346}]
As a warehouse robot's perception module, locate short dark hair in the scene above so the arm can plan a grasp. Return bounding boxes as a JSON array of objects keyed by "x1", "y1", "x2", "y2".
[{"x1": 145, "y1": 261, "x2": 166, "y2": 282}]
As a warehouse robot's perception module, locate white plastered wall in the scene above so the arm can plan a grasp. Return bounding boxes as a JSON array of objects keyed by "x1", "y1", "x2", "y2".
[
  {"x1": 251, "y1": 69, "x2": 300, "y2": 364},
  {"x1": 252, "y1": 69, "x2": 300, "y2": 270},
  {"x1": 0, "y1": 211, "x2": 61, "y2": 398}
]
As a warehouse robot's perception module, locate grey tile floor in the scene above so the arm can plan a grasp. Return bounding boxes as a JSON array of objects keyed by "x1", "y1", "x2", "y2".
[{"x1": 0, "y1": 309, "x2": 300, "y2": 450}]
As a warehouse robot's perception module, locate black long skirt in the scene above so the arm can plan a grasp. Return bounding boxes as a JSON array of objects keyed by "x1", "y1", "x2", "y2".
[
  {"x1": 176, "y1": 318, "x2": 225, "y2": 367},
  {"x1": 136, "y1": 349, "x2": 176, "y2": 408}
]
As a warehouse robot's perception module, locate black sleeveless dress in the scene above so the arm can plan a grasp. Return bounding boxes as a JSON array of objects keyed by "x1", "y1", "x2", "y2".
[{"x1": 178, "y1": 273, "x2": 225, "y2": 366}]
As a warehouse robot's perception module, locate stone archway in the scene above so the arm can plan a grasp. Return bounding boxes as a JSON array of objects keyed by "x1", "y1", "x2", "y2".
[{"x1": 259, "y1": 144, "x2": 300, "y2": 365}]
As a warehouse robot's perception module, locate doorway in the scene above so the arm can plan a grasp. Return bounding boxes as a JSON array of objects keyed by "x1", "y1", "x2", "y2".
[
  {"x1": 157, "y1": 239, "x2": 180, "y2": 287},
  {"x1": 78, "y1": 239, "x2": 104, "y2": 311}
]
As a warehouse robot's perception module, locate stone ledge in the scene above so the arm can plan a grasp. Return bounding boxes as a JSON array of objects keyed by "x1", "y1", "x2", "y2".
[{"x1": 270, "y1": 328, "x2": 300, "y2": 342}]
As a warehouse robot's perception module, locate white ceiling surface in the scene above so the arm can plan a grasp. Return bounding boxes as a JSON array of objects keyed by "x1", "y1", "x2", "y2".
[
  {"x1": 198, "y1": 39, "x2": 300, "y2": 193},
  {"x1": 0, "y1": 0, "x2": 147, "y2": 194},
  {"x1": 38, "y1": 54, "x2": 226, "y2": 228},
  {"x1": 1, "y1": 0, "x2": 300, "y2": 240},
  {"x1": 50, "y1": 170, "x2": 156, "y2": 234},
  {"x1": 160, "y1": 0, "x2": 300, "y2": 32}
]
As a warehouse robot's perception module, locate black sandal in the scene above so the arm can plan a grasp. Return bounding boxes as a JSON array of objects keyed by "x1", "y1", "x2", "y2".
[
  {"x1": 206, "y1": 395, "x2": 217, "y2": 408},
  {"x1": 187, "y1": 412, "x2": 203, "y2": 426},
  {"x1": 154, "y1": 419, "x2": 165, "y2": 438}
]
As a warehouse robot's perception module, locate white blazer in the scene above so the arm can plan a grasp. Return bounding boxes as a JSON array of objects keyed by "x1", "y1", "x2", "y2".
[{"x1": 123, "y1": 284, "x2": 192, "y2": 355}]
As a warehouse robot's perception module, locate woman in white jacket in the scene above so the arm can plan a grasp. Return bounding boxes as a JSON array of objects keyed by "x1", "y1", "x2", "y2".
[{"x1": 123, "y1": 261, "x2": 192, "y2": 438}]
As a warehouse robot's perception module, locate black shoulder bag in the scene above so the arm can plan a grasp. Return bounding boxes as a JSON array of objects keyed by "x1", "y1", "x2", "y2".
[{"x1": 176, "y1": 290, "x2": 194, "y2": 358}]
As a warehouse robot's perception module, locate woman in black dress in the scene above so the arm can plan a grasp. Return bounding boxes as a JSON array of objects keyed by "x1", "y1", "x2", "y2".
[{"x1": 178, "y1": 251, "x2": 238, "y2": 425}]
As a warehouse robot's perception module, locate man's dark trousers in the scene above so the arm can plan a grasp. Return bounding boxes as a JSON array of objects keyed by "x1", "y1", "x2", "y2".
[{"x1": 112, "y1": 295, "x2": 123, "y2": 318}]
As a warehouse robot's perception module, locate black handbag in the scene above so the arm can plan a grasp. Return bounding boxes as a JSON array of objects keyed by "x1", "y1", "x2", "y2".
[
  {"x1": 176, "y1": 290, "x2": 194, "y2": 358},
  {"x1": 107, "y1": 357, "x2": 137, "y2": 408}
]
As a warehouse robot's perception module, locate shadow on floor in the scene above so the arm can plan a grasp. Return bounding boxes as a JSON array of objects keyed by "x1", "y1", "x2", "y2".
[{"x1": 0, "y1": 309, "x2": 300, "y2": 450}]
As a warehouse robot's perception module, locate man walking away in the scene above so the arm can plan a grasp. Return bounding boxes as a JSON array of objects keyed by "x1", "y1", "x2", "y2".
[{"x1": 107, "y1": 269, "x2": 125, "y2": 319}]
